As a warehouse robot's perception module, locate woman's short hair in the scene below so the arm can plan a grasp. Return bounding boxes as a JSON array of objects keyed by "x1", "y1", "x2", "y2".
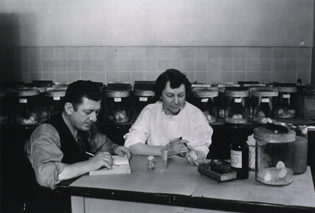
[
  {"x1": 154, "y1": 69, "x2": 191, "y2": 98},
  {"x1": 64, "y1": 80, "x2": 102, "y2": 111}
]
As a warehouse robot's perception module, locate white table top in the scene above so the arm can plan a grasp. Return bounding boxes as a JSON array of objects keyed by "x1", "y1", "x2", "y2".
[{"x1": 70, "y1": 155, "x2": 315, "y2": 209}]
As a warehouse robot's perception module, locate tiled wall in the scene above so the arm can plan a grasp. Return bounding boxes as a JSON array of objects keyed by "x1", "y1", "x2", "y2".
[{"x1": 0, "y1": 46, "x2": 312, "y2": 85}]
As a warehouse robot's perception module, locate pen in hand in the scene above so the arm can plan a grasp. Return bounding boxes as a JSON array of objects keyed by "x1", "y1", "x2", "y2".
[
  {"x1": 85, "y1": 151, "x2": 94, "y2": 157},
  {"x1": 85, "y1": 151, "x2": 119, "y2": 166},
  {"x1": 170, "y1": 136, "x2": 182, "y2": 142}
]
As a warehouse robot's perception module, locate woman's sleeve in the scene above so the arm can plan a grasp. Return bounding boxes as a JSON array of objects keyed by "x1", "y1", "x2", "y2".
[
  {"x1": 124, "y1": 107, "x2": 151, "y2": 148},
  {"x1": 190, "y1": 111, "x2": 213, "y2": 157},
  {"x1": 25, "y1": 124, "x2": 67, "y2": 189}
]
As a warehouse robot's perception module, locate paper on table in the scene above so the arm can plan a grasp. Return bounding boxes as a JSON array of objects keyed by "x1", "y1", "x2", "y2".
[{"x1": 89, "y1": 155, "x2": 131, "y2": 176}]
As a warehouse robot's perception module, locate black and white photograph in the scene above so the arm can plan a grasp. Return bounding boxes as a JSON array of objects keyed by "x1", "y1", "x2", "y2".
[{"x1": 0, "y1": 1, "x2": 315, "y2": 212}]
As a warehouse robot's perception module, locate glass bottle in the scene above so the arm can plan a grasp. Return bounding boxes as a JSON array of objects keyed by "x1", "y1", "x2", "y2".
[
  {"x1": 230, "y1": 132, "x2": 249, "y2": 179},
  {"x1": 146, "y1": 156, "x2": 155, "y2": 170}
]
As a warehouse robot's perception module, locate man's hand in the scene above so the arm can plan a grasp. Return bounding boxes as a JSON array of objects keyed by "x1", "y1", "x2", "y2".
[
  {"x1": 112, "y1": 145, "x2": 132, "y2": 160},
  {"x1": 90, "y1": 152, "x2": 113, "y2": 169},
  {"x1": 167, "y1": 137, "x2": 189, "y2": 156}
]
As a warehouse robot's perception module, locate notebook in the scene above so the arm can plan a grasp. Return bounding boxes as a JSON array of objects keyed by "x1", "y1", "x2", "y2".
[{"x1": 89, "y1": 155, "x2": 131, "y2": 176}]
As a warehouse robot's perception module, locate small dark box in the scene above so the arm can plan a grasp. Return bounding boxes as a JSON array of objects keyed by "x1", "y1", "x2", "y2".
[{"x1": 198, "y1": 160, "x2": 237, "y2": 182}]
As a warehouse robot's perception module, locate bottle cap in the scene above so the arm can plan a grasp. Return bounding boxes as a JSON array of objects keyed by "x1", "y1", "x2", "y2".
[{"x1": 148, "y1": 156, "x2": 154, "y2": 160}]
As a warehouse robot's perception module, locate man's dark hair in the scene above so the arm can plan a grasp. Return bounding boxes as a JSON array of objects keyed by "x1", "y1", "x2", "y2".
[
  {"x1": 64, "y1": 80, "x2": 102, "y2": 110},
  {"x1": 154, "y1": 69, "x2": 191, "y2": 99}
]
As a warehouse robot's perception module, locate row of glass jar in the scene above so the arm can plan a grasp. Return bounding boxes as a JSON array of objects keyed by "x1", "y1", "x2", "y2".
[
  {"x1": 191, "y1": 83, "x2": 297, "y2": 125},
  {"x1": 0, "y1": 81, "x2": 155, "y2": 125},
  {"x1": 0, "y1": 87, "x2": 67, "y2": 125},
  {"x1": 0, "y1": 81, "x2": 298, "y2": 125},
  {"x1": 88, "y1": 82, "x2": 298, "y2": 125}
]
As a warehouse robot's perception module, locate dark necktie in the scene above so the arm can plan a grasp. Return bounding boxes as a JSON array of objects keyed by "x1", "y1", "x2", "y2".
[{"x1": 76, "y1": 132, "x2": 87, "y2": 155}]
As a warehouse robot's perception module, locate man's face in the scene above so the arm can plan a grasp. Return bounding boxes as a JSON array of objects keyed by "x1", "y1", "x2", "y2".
[
  {"x1": 161, "y1": 82, "x2": 186, "y2": 115},
  {"x1": 69, "y1": 97, "x2": 101, "y2": 131}
]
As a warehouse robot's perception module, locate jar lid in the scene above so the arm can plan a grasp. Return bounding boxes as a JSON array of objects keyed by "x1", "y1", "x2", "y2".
[
  {"x1": 224, "y1": 87, "x2": 249, "y2": 97},
  {"x1": 147, "y1": 156, "x2": 154, "y2": 160},
  {"x1": 270, "y1": 83, "x2": 297, "y2": 93},
  {"x1": 12, "y1": 89, "x2": 40, "y2": 97},
  {"x1": 212, "y1": 82, "x2": 240, "y2": 88},
  {"x1": 193, "y1": 88, "x2": 218, "y2": 98},
  {"x1": 253, "y1": 127, "x2": 296, "y2": 143},
  {"x1": 134, "y1": 89, "x2": 155, "y2": 97},
  {"x1": 252, "y1": 90, "x2": 279, "y2": 97},
  {"x1": 45, "y1": 90, "x2": 66, "y2": 97},
  {"x1": 105, "y1": 89, "x2": 131, "y2": 98},
  {"x1": 276, "y1": 86, "x2": 297, "y2": 93},
  {"x1": 249, "y1": 86, "x2": 274, "y2": 92}
]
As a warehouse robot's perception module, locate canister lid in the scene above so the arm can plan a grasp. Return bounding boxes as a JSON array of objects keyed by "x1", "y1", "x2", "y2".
[
  {"x1": 107, "y1": 82, "x2": 132, "y2": 90},
  {"x1": 12, "y1": 89, "x2": 40, "y2": 97},
  {"x1": 249, "y1": 86, "x2": 274, "y2": 92},
  {"x1": 191, "y1": 84, "x2": 212, "y2": 91},
  {"x1": 52, "y1": 83, "x2": 69, "y2": 91},
  {"x1": 276, "y1": 86, "x2": 297, "y2": 93},
  {"x1": 212, "y1": 82, "x2": 240, "y2": 88},
  {"x1": 270, "y1": 83, "x2": 297, "y2": 93},
  {"x1": 45, "y1": 90, "x2": 66, "y2": 97},
  {"x1": 252, "y1": 90, "x2": 279, "y2": 97},
  {"x1": 253, "y1": 127, "x2": 296, "y2": 143},
  {"x1": 224, "y1": 87, "x2": 249, "y2": 97},
  {"x1": 192, "y1": 88, "x2": 218, "y2": 98},
  {"x1": 133, "y1": 89, "x2": 155, "y2": 97},
  {"x1": 105, "y1": 89, "x2": 131, "y2": 98}
]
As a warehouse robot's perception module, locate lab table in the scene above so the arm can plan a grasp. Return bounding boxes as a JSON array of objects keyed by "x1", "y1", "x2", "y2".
[{"x1": 57, "y1": 155, "x2": 315, "y2": 213}]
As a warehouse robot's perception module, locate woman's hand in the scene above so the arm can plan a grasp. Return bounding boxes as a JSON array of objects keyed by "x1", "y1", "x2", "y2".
[
  {"x1": 166, "y1": 138, "x2": 189, "y2": 156},
  {"x1": 185, "y1": 149, "x2": 205, "y2": 165},
  {"x1": 112, "y1": 144, "x2": 132, "y2": 160}
]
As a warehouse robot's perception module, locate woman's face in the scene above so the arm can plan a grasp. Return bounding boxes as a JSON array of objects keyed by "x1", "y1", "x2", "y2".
[{"x1": 161, "y1": 82, "x2": 186, "y2": 115}]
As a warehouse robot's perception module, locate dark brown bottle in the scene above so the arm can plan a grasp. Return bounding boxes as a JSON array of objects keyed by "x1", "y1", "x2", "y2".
[{"x1": 230, "y1": 132, "x2": 249, "y2": 179}]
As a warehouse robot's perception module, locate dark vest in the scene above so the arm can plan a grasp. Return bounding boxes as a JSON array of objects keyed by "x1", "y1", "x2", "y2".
[{"x1": 44, "y1": 113, "x2": 89, "y2": 164}]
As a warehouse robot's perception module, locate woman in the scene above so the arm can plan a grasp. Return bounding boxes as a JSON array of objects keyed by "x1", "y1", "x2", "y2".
[{"x1": 124, "y1": 69, "x2": 213, "y2": 165}]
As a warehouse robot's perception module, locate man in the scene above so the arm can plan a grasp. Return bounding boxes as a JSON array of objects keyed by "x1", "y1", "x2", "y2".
[{"x1": 25, "y1": 80, "x2": 131, "y2": 190}]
